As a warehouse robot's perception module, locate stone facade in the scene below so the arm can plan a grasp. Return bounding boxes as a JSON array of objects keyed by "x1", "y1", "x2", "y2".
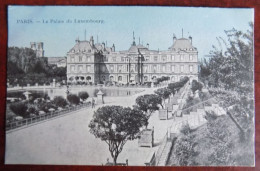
[
  {"x1": 30, "y1": 42, "x2": 44, "y2": 57},
  {"x1": 66, "y1": 35, "x2": 198, "y2": 84}
]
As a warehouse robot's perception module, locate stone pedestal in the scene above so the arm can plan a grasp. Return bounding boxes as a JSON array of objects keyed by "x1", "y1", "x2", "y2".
[
  {"x1": 23, "y1": 91, "x2": 31, "y2": 100},
  {"x1": 97, "y1": 90, "x2": 104, "y2": 104},
  {"x1": 53, "y1": 79, "x2": 56, "y2": 88},
  {"x1": 151, "y1": 82, "x2": 154, "y2": 88}
]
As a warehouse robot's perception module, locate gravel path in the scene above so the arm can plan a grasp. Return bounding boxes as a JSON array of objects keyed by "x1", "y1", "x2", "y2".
[{"x1": 5, "y1": 87, "x2": 173, "y2": 166}]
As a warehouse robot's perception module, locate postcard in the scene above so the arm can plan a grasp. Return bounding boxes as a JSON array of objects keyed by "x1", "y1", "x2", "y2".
[{"x1": 5, "y1": 6, "x2": 254, "y2": 166}]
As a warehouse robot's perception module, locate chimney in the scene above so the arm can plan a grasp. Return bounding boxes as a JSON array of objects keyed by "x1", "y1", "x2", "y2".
[
  {"x1": 173, "y1": 35, "x2": 177, "y2": 44},
  {"x1": 75, "y1": 37, "x2": 79, "y2": 43},
  {"x1": 146, "y1": 43, "x2": 149, "y2": 49},
  {"x1": 90, "y1": 36, "x2": 94, "y2": 46},
  {"x1": 112, "y1": 44, "x2": 115, "y2": 52},
  {"x1": 102, "y1": 42, "x2": 105, "y2": 50},
  {"x1": 189, "y1": 36, "x2": 192, "y2": 45}
]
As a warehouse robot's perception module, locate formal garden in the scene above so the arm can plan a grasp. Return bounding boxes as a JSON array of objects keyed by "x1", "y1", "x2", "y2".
[{"x1": 6, "y1": 91, "x2": 91, "y2": 126}]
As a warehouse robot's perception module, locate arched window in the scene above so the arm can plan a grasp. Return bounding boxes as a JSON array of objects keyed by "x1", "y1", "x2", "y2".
[
  {"x1": 144, "y1": 76, "x2": 148, "y2": 82},
  {"x1": 118, "y1": 76, "x2": 122, "y2": 81},
  {"x1": 86, "y1": 76, "x2": 91, "y2": 81},
  {"x1": 110, "y1": 76, "x2": 114, "y2": 81}
]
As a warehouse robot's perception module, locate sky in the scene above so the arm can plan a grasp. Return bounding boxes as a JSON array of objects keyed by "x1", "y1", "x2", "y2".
[{"x1": 8, "y1": 6, "x2": 253, "y2": 60}]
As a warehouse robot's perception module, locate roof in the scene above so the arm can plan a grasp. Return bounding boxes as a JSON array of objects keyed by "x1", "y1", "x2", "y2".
[
  {"x1": 128, "y1": 43, "x2": 148, "y2": 53},
  {"x1": 69, "y1": 41, "x2": 95, "y2": 53},
  {"x1": 168, "y1": 38, "x2": 196, "y2": 51},
  {"x1": 47, "y1": 57, "x2": 66, "y2": 63}
]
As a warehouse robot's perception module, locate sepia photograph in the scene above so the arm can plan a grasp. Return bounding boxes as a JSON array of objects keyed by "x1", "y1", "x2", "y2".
[{"x1": 5, "y1": 6, "x2": 254, "y2": 166}]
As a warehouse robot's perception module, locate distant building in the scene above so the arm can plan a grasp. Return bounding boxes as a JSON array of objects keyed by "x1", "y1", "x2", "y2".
[
  {"x1": 30, "y1": 42, "x2": 44, "y2": 57},
  {"x1": 66, "y1": 34, "x2": 198, "y2": 84},
  {"x1": 47, "y1": 57, "x2": 67, "y2": 67}
]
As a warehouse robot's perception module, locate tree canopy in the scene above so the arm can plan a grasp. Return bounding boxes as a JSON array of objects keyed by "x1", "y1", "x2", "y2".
[
  {"x1": 200, "y1": 22, "x2": 253, "y2": 94},
  {"x1": 135, "y1": 94, "x2": 161, "y2": 117},
  {"x1": 89, "y1": 105, "x2": 147, "y2": 165}
]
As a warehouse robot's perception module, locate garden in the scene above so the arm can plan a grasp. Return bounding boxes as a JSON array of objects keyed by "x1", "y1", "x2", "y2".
[{"x1": 6, "y1": 91, "x2": 90, "y2": 125}]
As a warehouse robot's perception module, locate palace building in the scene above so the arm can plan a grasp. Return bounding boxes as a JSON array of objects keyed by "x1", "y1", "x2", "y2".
[{"x1": 66, "y1": 34, "x2": 198, "y2": 84}]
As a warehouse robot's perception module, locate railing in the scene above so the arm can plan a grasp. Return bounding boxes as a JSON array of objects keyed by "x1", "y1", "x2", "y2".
[
  {"x1": 182, "y1": 97, "x2": 215, "y2": 113},
  {"x1": 6, "y1": 102, "x2": 91, "y2": 132},
  {"x1": 155, "y1": 132, "x2": 169, "y2": 165}
]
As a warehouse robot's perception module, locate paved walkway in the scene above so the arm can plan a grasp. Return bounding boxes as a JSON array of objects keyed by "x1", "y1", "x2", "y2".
[
  {"x1": 6, "y1": 87, "x2": 171, "y2": 166},
  {"x1": 5, "y1": 85, "x2": 195, "y2": 166}
]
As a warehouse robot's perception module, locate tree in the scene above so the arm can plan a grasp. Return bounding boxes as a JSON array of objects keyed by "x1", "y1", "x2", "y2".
[
  {"x1": 154, "y1": 87, "x2": 171, "y2": 108},
  {"x1": 53, "y1": 96, "x2": 67, "y2": 108},
  {"x1": 200, "y1": 22, "x2": 253, "y2": 93},
  {"x1": 67, "y1": 94, "x2": 80, "y2": 105},
  {"x1": 89, "y1": 106, "x2": 148, "y2": 165},
  {"x1": 168, "y1": 76, "x2": 189, "y2": 94},
  {"x1": 191, "y1": 80, "x2": 203, "y2": 94},
  {"x1": 78, "y1": 91, "x2": 89, "y2": 101},
  {"x1": 135, "y1": 94, "x2": 161, "y2": 122}
]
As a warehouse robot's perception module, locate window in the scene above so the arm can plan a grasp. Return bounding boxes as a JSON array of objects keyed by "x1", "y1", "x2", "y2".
[
  {"x1": 113, "y1": 57, "x2": 116, "y2": 62},
  {"x1": 189, "y1": 65, "x2": 193, "y2": 73},
  {"x1": 86, "y1": 65, "x2": 91, "y2": 72},
  {"x1": 131, "y1": 65, "x2": 135, "y2": 72},
  {"x1": 171, "y1": 55, "x2": 175, "y2": 61},
  {"x1": 180, "y1": 65, "x2": 184, "y2": 73},
  {"x1": 145, "y1": 56, "x2": 149, "y2": 61},
  {"x1": 118, "y1": 76, "x2": 122, "y2": 81},
  {"x1": 144, "y1": 76, "x2": 148, "y2": 82},
  {"x1": 78, "y1": 65, "x2": 83, "y2": 72},
  {"x1": 70, "y1": 65, "x2": 75, "y2": 72},
  {"x1": 101, "y1": 65, "x2": 106, "y2": 72},
  {"x1": 180, "y1": 55, "x2": 184, "y2": 61},
  {"x1": 153, "y1": 65, "x2": 157, "y2": 73},
  {"x1": 110, "y1": 65, "x2": 114, "y2": 72},
  {"x1": 79, "y1": 56, "x2": 82, "y2": 62},
  {"x1": 189, "y1": 55, "x2": 193, "y2": 61},
  {"x1": 121, "y1": 57, "x2": 124, "y2": 62},
  {"x1": 171, "y1": 65, "x2": 175, "y2": 72},
  {"x1": 154, "y1": 56, "x2": 158, "y2": 62},
  {"x1": 87, "y1": 56, "x2": 91, "y2": 62},
  {"x1": 143, "y1": 65, "x2": 148, "y2": 73},
  {"x1": 71, "y1": 57, "x2": 75, "y2": 62},
  {"x1": 118, "y1": 65, "x2": 122, "y2": 73},
  {"x1": 162, "y1": 65, "x2": 166, "y2": 72},
  {"x1": 162, "y1": 56, "x2": 166, "y2": 62}
]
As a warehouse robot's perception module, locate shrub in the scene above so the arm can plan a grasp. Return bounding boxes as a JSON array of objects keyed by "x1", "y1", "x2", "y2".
[
  {"x1": 7, "y1": 91, "x2": 26, "y2": 100},
  {"x1": 39, "y1": 102, "x2": 57, "y2": 113},
  {"x1": 53, "y1": 96, "x2": 67, "y2": 108},
  {"x1": 191, "y1": 80, "x2": 203, "y2": 94},
  {"x1": 29, "y1": 91, "x2": 50, "y2": 103},
  {"x1": 9, "y1": 102, "x2": 28, "y2": 118},
  {"x1": 67, "y1": 94, "x2": 80, "y2": 105},
  {"x1": 78, "y1": 91, "x2": 89, "y2": 101},
  {"x1": 171, "y1": 134, "x2": 198, "y2": 166},
  {"x1": 180, "y1": 123, "x2": 191, "y2": 135}
]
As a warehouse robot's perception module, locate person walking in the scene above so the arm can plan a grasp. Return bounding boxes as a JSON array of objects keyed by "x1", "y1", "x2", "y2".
[{"x1": 92, "y1": 98, "x2": 95, "y2": 108}]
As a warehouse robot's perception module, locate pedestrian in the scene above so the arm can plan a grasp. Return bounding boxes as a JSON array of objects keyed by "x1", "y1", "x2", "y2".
[
  {"x1": 93, "y1": 98, "x2": 96, "y2": 108},
  {"x1": 92, "y1": 98, "x2": 95, "y2": 108}
]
